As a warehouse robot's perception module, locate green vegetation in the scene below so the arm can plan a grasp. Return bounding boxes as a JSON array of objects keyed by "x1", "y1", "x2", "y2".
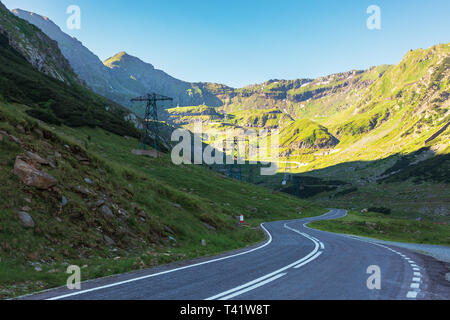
[
  {"x1": 309, "y1": 210, "x2": 450, "y2": 246},
  {"x1": 279, "y1": 119, "x2": 338, "y2": 148},
  {"x1": 0, "y1": 100, "x2": 324, "y2": 299},
  {"x1": 0, "y1": 32, "x2": 138, "y2": 138}
]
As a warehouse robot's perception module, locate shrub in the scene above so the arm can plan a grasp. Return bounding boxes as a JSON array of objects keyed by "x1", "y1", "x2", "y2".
[{"x1": 368, "y1": 207, "x2": 391, "y2": 215}]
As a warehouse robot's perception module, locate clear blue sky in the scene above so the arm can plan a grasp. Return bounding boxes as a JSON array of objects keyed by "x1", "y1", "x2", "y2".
[{"x1": 2, "y1": 0, "x2": 449, "y2": 87}]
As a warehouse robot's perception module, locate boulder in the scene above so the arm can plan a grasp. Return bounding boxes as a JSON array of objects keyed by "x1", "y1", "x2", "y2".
[
  {"x1": 95, "y1": 199, "x2": 105, "y2": 207},
  {"x1": 13, "y1": 156, "x2": 57, "y2": 190},
  {"x1": 18, "y1": 211, "x2": 35, "y2": 228},
  {"x1": 100, "y1": 205, "x2": 114, "y2": 218},
  {"x1": 26, "y1": 151, "x2": 49, "y2": 165},
  {"x1": 103, "y1": 235, "x2": 116, "y2": 246}
]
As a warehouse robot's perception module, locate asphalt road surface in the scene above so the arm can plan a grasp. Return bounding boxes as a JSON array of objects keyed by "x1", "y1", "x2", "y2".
[{"x1": 23, "y1": 209, "x2": 448, "y2": 300}]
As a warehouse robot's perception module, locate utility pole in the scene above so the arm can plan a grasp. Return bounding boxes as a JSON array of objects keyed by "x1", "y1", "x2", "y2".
[{"x1": 131, "y1": 93, "x2": 173, "y2": 152}]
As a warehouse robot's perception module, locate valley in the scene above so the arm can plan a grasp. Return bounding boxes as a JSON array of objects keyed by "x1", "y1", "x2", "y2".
[{"x1": 0, "y1": 1, "x2": 448, "y2": 301}]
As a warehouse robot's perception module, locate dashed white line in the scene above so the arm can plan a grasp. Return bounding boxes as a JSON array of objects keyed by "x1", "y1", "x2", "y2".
[{"x1": 410, "y1": 283, "x2": 420, "y2": 289}]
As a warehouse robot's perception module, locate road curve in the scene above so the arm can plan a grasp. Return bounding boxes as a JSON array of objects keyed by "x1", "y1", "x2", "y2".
[{"x1": 22, "y1": 209, "x2": 442, "y2": 300}]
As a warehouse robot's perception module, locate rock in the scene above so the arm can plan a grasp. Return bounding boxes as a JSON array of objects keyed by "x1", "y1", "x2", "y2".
[
  {"x1": 34, "y1": 266, "x2": 42, "y2": 272},
  {"x1": 13, "y1": 156, "x2": 57, "y2": 190},
  {"x1": 84, "y1": 177, "x2": 93, "y2": 184},
  {"x1": 202, "y1": 222, "x2": 216, "y2": 231},
  {"x1": 61, "y1": 196, "x2": 68, "y2": 207},
  {"x1": 118, "y1": 208, "x2": 129, "y2": 220},
  {"x1": 21, "y1": 206, "x2": 32, "y2": 212},
  {"x1": 48, "y1": 160, "x2": 57, "y2": 168},
  {"x1": 54, "y1": 152, "x2": 62, "y2": 158},
  {"x1": 33, "y1": 128, "x2": 44, "y2": 139},
  {"x1": 168, "y1": 236, "x2": 176, "y2": 242},
  {"x1": 0, "y1": 134, "x2": 3, "y2": 142},
  {"x1": 26, "y1": 151, "x2": 49, "y2": 165},
  {"x1": 361, "y1": 208, "x2": 368, "y2": 213},
  {"x1": 8, "y1": 134, "x2": 23, "y2": 145},
  {"x1": 76, "y1": 186, "x2": 90, "y2": 195},
  {"x1": 24, "y1": 197, "x2": 32, "y2": 204},
  {"x1": 103, "y1": 235, "x2": 116, "y2": 246},
  {"x1": 16, "y1": 124, "x2": 25, "y2": 133},
  {"x1": 18, "y1": 211, "x2": 35, "y2": 228},
  {"x1": 100, "y1": 205, "x2": 113, "y2": 218},
  {"x1": 95, "y1": 199, "x2": 105, "y2": 207},
  {"x1": 201, "y1": 239, "x2": 206, "y2": 246},
  {"x1": 138, "y1": 210, "x2": 147, "y2": 218},
  {"x1": 173, "y1": 203, "x2": 182, "y2": 210}
]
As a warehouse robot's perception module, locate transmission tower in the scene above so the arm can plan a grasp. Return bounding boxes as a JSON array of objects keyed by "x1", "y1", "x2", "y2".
[{"x1": 131, "y1": 93, "x2": 173, "y2": 151}]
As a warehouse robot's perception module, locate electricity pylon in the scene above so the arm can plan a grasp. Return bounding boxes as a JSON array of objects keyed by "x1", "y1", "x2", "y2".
[{"x1": 131, "y1": 93, "x2": 173, "y2": 151}]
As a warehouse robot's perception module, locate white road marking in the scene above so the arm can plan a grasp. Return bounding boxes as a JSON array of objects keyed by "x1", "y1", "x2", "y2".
[
  {"x1": 320, "y1": 242, "x2": 325, "y2": 249},
  {"x1": 407, "y1": 291, "x2": 418, "y2": 298},
  {"x1": 206, "y1": 223, "x2": 323, "y2": 300},
  {"x1": 414, "y1": 272, "x2": 421, "y2": 277},
  {"x1": 47, "y1": 223, "x2": 274, "y2": 300},
  {"x1": 410, "y1": 283, "x2": 420, "y2": 289},
  {"x1": 217, "y1": 273, "x2": 287, "y2": 300},
  {"x1": 294, "y1": 251, "x2": 323, "y2": 269},
  {"x1": 412, "y1": 277, "x2": 421, "y2": 282}
]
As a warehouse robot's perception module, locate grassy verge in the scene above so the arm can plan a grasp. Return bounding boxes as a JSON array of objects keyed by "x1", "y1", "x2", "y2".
[
  {"x1": 309, "y1": 210, "x2": 450, "y2": 246},
  {"x1": 0, "y1": 101, "x2": 325, "y2": 299}
]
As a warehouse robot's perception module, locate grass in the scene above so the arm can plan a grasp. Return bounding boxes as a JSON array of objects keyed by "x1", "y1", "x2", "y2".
[{"x1": 309, "y1": 210, "x2": 450, "y2": 246}]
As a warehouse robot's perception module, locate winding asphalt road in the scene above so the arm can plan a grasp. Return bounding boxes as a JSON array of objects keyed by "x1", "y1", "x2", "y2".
[{"x1": 23, "y1": 209, "x2": 446, "y2": 300}]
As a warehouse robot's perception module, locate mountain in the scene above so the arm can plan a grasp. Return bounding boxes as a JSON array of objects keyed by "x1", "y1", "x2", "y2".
[
  {"x1": 12, "y1": 9, "x2": 229, "y2": 115},
  {"x1": 0, "y1": 6, "x2": 78, "y2": 84},
  {"x1": 0, "y1": 5, "x2": 138, "y2": 137},
  {"x1": 1, "y1": 2, "x2": 322, "y2": 299}
]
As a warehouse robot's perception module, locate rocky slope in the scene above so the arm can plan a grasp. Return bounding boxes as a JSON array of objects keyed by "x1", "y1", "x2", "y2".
[{"x1": 0, "y1": 4, "x2": 78, "y2": 84}]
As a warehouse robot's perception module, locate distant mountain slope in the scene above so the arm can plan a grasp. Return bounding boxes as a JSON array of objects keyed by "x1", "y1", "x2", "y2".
[
  {"x1": 0, "y1": 4, "x2": 138, "y2": 138},
  {"x1": 0, "y1": 5, "x2": 78, "y2": 84},
  {"x1": 12, "y1": 9, "x2": 228, "y2": 115}
]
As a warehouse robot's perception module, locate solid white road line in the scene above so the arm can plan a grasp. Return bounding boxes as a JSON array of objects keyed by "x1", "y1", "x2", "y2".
[
  {"x1": 293, "y1": 251, "x2": 323, "y2": 269},
  {"x1": 218, "y1": 273, "x2": 288, "y2": 300},
  {"x1": 47, "y1": 223, "x2": 274, "y2": 300}
]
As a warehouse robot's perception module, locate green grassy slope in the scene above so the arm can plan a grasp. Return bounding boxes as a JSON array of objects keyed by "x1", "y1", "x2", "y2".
[
  {"x1": 309, "y1": 210, "x2": 450, "y2": 246},
  {"x1": 0, "y1": 31, "x2": 138, "y2": 138},
  {"x1": 0, "y1": 100, "x2": 324, "y2": 299}
]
